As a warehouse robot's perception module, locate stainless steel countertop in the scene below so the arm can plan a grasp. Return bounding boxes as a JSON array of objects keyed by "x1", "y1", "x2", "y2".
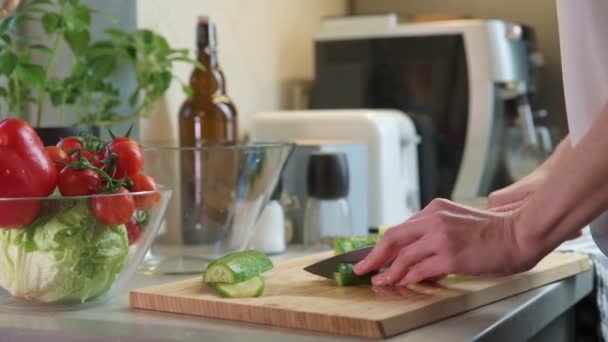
[{"x1": 0, "y1": 246, "x2": 594, "y2": 342}]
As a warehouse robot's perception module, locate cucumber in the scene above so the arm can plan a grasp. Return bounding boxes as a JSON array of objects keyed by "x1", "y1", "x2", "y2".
[
  {"x1": 378, "y1": 225, "x2": 392, "y2": 236},
  {"x1": 333, "y1": 263, "x2": 376, "y2": 286},
  {"x1": 203, "y1": 250, "x2": 273, "y2": 283},
  {"x1": 212, "y1": 276, "x2": 265, "y2": 298},
  {"x1": 333, "y1": 235, "x2": 381, "y2": 254}
]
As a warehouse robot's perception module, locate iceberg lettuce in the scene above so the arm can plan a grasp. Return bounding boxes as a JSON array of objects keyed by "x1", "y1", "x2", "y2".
[{"x1": 0, "y1": 200, "x2": 129, "y2": 303}]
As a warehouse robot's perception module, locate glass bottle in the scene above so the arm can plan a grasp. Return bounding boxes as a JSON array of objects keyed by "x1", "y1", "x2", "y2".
[
  {"x1": 179, "y1": 16, "x2": 239, "y2": 244},
  {"x1": 179, "y1": 16, "x2": 238, "y2": 146}
]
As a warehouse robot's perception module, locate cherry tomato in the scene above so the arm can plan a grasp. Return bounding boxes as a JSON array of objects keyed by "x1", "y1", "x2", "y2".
[
  {"x1": 91, "y1": 188, "x2": 135, "y2": 226},
  {"x1": 45, "y1": 146, "x2": 70, "y2": 174},
  {"x1": 58, "y1": 167, "x2": 102, "y2": 196},
  {"x1": 131, "y1": 173, "x2": 161, "y2": 210},
  {"x1": 104, "y1": 139, "x2": 144, "y2": 179},
  {"x1": 0, "y1": 200, "x2": 41, "y2": 228},
  {"x1": 125, "y1": 217, "x2": 143, "y2": 246},
  {"x1": 56, "y1": 137, "x2": 82, "y2": 154},
  {"x1": 70, "y1": 150, "x2": 104, "y2": 168}
]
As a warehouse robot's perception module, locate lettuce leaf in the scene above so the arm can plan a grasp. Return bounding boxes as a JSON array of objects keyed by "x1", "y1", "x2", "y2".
[{"x1": 0, "y1": 200, "x2": 129, "y2": 303}]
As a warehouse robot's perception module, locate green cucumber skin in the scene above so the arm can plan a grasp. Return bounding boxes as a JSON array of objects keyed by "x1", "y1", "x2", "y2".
[
  {"x1": 333, "y1": 263, "x2": 376, "y2": 286},
  {"x1": 212, "y1": 276, "x2": 265, "y2": 298},
  {"x1": 333, "y1": 235, "x2": 381, "y2": 255},
  {"x1": 204, "y1": 250, "x2": 273, "y2": 283}
]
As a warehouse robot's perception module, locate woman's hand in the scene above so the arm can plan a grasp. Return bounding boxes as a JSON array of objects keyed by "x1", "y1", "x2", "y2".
[
  {"x1": 488, "y1": 136, "x2": 572, "y2": 212},
  {"x1": 354, "y1": 199, "x2": 543, "y2": 286}
]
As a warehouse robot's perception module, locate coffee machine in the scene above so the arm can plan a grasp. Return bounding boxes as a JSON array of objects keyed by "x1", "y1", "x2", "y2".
[{"x1": 309, "y1": 14, "x2": 551, "y2": 206}]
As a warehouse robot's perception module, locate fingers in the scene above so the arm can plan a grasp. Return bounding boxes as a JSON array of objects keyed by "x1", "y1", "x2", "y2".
[
  {"x1": 566, "y1": 229, "x2": 583, "y2": 240},
  {"x1": 396, "y1": 255, "x2": 449, "y2": 286},
  {"x1": 370, "y1": 239, "x2": 434, "y2": 286},
  {"x1": 354, "y1": 222, "x2": 426, "y2": 276}
]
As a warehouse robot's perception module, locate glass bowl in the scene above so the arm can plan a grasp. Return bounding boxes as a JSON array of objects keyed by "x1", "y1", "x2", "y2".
[
  {"x1": 140, "y1": 142, "x2": 294, "y2": 275},
  {"x1": 0, "y1": 186, "x2": 173, "y2": 310}
]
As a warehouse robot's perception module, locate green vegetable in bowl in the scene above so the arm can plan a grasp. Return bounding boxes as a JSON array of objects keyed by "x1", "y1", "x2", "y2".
[{"x1": 0, "y1": 201, "x2": 129, "y2": 303}]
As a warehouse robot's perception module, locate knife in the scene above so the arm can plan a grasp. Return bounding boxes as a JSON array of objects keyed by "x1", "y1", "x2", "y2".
[{"x1": 303, "y1": 246, "x2": 375, "y2": 279}]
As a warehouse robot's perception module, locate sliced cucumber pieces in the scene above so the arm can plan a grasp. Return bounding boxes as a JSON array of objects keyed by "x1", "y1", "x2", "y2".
[
  {"x1": 333, "y1": 263, "x2": 376, "y2": 286},
  {"x1": 213, "y1": 276, "x2": 265, "y2": 298},
  {"x1": 204, "y1": 250, "x2": 274, "y2": 298},
  {"x1": 203, "y1": 250, "x2": 273, "y2": 283},
  {"x1": 333, "y1": 235, "x2": 381, "y2": 255}
]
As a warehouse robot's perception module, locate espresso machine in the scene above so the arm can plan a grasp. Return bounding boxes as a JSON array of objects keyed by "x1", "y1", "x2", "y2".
[{"x1": 309, "y1": 14, "x2": 552, "y2": 206}]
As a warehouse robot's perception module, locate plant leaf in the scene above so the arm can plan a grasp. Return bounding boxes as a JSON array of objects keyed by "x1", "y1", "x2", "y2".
[
  {"x1": 128, "y1": 89, "x2": 140, "y2": 107},
  {"x1": 17, "y1": 64, "x2": 47, "y2": 88},
  {"x1": 70, "y1": 5, "x2": 92, "y2": 31},
  {"x1": 17, "y1": 50, "x2": 32, "y2": 63},
  {"x1": 182, "y1": 84, "x2": 193, "y2": 99},
  {"x1": 29, "y1": 44, "x2": 54, "y2": 55},
  {"x1": 1, "y1": 14, "x2": 35, "y2": 33},
  {"x1": 49, "y1": 89, "x2": 64, "y2": 106},
  {"x1": 153, "y1": 34, "x2": 170, "y2": 56},
  {"x1": 171, "y1": 57, "x2": 204, "y2": 70},
  {"x1": 64, "y1": 29, "x2": 90, "y2": 55},
  {"x1": 42, "y1": 12, "x2": 62, "y2": 35},
  {"x1": 90, "y1": 56, "x2": 117, "y2": 79},
  {"x1": 105, "y1": 29, "x2": 129, "y2": 42},
  {"x1": 0, "y1": 34, "x2": 11, "y2": 44},
  {"x1": 155, "y1": 71, "x2": 172, "y2": 94},
  {"x1": 0, "y1": 86, "x2": 7, "y2": 97}
]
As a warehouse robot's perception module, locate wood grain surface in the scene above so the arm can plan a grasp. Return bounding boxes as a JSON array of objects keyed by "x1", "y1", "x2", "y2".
[{"x1": 130, "y1": 251, "x2": 590, "y2": 339}]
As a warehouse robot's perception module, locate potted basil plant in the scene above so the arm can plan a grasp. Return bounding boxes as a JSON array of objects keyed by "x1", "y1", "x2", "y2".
[{"x1": 0, "y1": 0, "x2": 201, "y2": 144}]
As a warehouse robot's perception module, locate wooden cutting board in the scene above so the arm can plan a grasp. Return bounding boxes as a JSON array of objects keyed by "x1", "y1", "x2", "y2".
[{"x1": 130, "y1": 251, "x2": 590, "y2": 339}]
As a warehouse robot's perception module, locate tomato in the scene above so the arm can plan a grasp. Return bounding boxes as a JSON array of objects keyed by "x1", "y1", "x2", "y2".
[
  {"x1": 0, "y1": 119, "x2": 57, "y2": 227},
  {"x1": 0, "y1": 200, "x2": 41, "y2": 228},
  {"x1": 125, "y1": 217, "x2": 143, "y2": 246},
  {"x1": 104, "y1": 139, "x2": 144, "y2": 179},
  {"x1": 70, "y1": 149, "x2": 103, "y2": 168},
  {"x1": 56, "y1": 137, "x2": 82, "y2": 155},
  {"x1": 45, "y1": 146, "x2": 70, "y2": 174},
  {"x1": 58, "y1": 167, "x2": 102, "y2": 196},
  {"x1": 131, "y1": 173, "x2": 161, "y2": 210},
  {"x1": 91, "y1": 188, "x2": 135, "y2": 226}
]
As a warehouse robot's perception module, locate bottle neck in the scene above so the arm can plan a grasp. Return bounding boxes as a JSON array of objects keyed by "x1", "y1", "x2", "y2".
[{"x1": 197, "y1": 46, "x2": 218, "y2": 68}]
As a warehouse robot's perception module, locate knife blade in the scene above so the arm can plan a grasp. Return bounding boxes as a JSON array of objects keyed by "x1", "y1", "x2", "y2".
[{"x1": 303, "y1": 246, "x2": 375, "y2": 279}]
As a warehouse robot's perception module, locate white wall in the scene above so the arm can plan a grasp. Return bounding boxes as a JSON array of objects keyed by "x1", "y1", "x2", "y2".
[{"x1": 137, "y1": 0, "x2": 348, "y2": 145}]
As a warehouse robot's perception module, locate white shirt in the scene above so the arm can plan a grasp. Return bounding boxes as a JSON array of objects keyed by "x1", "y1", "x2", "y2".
[{"x1": 557, "y1": 0, "x2": 608, "y2": 254}]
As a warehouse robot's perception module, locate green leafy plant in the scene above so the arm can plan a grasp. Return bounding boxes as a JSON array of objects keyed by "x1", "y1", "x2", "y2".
[{"x1": 0, "y1": 0, "x2": 201, "y2": 127}]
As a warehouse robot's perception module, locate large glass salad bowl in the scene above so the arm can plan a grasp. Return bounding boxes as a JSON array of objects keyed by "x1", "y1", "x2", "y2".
[
  {"x1": 0, "y1": 187, "x2": 172, "y2": 310},
  {"x1": 140, "y1": 142, "x2": 294, "y2": 275}
]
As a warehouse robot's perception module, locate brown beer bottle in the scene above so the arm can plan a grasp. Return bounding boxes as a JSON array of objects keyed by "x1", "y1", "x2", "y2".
[{"x1": 179, "y1": 16, "x2": 238, "y2": 146}]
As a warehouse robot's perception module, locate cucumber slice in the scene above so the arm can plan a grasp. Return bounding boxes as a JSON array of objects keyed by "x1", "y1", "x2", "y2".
[
  {"x1": 203, "y1": 250, "x2": 273, "y2": 283},
  {"x1": 212, "y1": 276, "x2": 265, "y2": 298},
  {"x1": 333, "y1": 235, "x2": 381, "y2": 255},
  {"x1": 333, "y1": 263, "x2": 375, "y2": 286}
]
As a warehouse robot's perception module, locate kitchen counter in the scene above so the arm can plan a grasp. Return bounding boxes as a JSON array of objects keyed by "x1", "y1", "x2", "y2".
[{"x1": 0, "y1": 246, "x2": 593, "y2": 342}]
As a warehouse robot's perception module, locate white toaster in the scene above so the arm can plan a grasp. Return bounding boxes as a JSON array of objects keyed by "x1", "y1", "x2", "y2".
[{"x1": 250, "y1": 109, "x2": 421, "y2": 229}]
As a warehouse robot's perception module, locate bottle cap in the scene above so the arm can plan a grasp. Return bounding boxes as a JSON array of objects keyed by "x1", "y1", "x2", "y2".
[
  {"x1": 306, "y1": 152, "x2": 349, "y2": 200},
  {"x1": 197, "y1": 15, "x2": 217, "y2": 49}
]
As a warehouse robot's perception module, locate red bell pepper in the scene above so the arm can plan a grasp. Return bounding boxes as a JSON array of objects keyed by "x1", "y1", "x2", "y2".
[{"x1": 0, "y1": 118, "x2": 58, "y2": 227}]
